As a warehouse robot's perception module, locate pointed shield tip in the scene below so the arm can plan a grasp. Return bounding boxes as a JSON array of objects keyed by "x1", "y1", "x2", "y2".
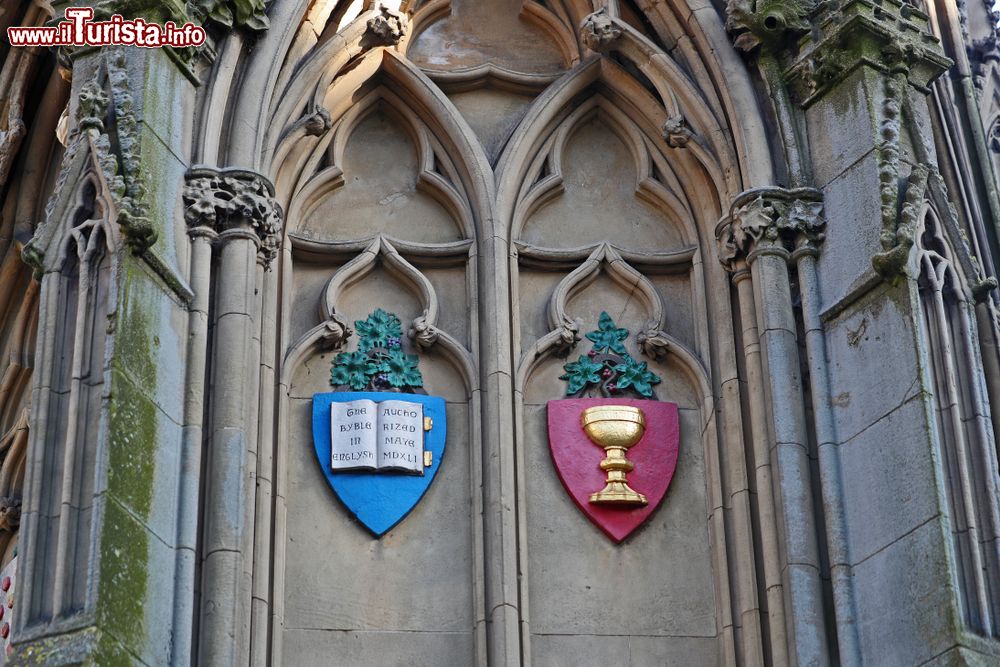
[{"x1": 547, "y1": 397, "x2": 680, "y2": 543}]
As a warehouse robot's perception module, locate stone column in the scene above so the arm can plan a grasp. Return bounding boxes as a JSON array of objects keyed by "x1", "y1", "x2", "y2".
[
  {"x1": 183, "y1": 168, "x2": 281, "y2": 667},
  {"x1": 781, "y1": 2, "x2": 989, "y2": 662},
  {"x1": 170, "y1": 215, "x2": 216, "y2": 666},
  {"x1": 718, "y1": 188, "x2": 830, "y2": 665}
]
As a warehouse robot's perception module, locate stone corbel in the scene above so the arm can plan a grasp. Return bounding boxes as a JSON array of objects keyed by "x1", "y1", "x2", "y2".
[
  {"x1": 579, "y1": 8, "x2": 622, "y2": 53},
  {"x1": 364, "y1": 4, "x2": 407, "y2": 47},
  {"x1": 716, "y1": 187, "x2": 825, "y2": 270},
  {"x1": 183, "y1": 166, "x2": 283, "y2": 268}
]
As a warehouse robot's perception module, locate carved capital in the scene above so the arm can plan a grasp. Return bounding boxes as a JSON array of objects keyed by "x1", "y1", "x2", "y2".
[
  {"x1": 580, "y1": 9, "x2": 622, "y2": 52},
  {"x1": 716, "y1": 187, "x2": 824, "y2": 270},
  {"x1": 726, "y1": 0, "x2": 815, "y2": 53},
  {"x1": 365, "y1": 5, "x2": 407, "y2": 46},
  {"x1": 183, "y1": 168, "x2": 282, "y2": 263},
  {"x1": 785, "y1": 0, "x2": 952, "y2": 108}
]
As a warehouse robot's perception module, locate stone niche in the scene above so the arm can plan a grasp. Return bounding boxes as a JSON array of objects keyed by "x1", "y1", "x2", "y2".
[
  {"x1": 278, "y1": 90, "x2": 478, "y2": 664},
  {"x1": 513, "y1": 106, "x2": 717, "y2": 664}
]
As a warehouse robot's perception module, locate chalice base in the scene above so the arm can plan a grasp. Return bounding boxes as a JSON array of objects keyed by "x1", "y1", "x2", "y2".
[{"x1": 589, "y1": 482, "x2": 647, "y2": 505}]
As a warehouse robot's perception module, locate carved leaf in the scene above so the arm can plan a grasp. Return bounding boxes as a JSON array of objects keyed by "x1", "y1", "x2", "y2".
[
  {"x1": 355, "y1": 309, "x2": 403, "y2": 353},
  {"x1": 585, "y1": 312, "x2": 629, "y2": 355},
  {"x1": 560, "y1": 356, "x2": 605, "y2": 395},
  {"x1": 378, "y1": 349, "x2": 424, "y2": 389},
  {"x1": 611, "y1": 356, "x2": 661, "y2": 398},
  {"x1": 330, "y1": 351, "x2": 378, "y2": 390}
]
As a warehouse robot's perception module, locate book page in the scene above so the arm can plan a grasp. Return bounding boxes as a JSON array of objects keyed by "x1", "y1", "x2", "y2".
[
  {"x1": 330, "y1": 399, "x2": 378, "y2": 471},
  {"x1": 376, "y1": 400, "x2": 424, "y2": 474}
]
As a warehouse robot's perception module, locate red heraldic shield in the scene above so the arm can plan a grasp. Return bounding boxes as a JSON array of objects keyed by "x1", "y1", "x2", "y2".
[{"x1": 547, "y1": 397, "x2": 680, "y2": 543}]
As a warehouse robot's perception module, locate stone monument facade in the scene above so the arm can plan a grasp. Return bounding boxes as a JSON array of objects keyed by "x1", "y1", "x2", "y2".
[{"x1": 0, "y1": 0, "x2": 999, "y2": 664}]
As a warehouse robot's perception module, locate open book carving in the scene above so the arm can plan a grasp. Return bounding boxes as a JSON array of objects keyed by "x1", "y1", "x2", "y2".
[{"x1": 330, "y1": 398, "x2": 426, "y2": 474}]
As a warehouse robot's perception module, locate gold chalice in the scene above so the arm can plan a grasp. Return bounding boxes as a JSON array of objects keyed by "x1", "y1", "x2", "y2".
[{"x1": 582, "y1": 405, "x2": 648, "y2": 505}]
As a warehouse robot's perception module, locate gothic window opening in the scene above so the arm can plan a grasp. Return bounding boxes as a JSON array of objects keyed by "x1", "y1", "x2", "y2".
[{"x1": 918, "y1": 206, "x2": 1000, "y2": 637}]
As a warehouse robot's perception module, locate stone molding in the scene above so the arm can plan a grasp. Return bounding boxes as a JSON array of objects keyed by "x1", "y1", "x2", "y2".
[
  {"x1": 716, "y1": 187, "x2": 825, "y2": 270},
  {"x1": 784, "y1": 0, "x2": 952, "y2": 108},
  {"x1": 183, "y1": 167, "x2": 283, "y2": 265}
]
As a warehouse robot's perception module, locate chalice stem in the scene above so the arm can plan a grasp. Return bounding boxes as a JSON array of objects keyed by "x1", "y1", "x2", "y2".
[{"x1": 589, "y1": 445, "x2": 647, "y2": 505}]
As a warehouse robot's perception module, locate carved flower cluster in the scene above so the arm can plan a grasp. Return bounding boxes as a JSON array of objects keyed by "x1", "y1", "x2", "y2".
[
  {"x1": 330, "y1": 309, "x2": 424, "y2": 392},
  {"x1": 560, "y1": 312, "x2": 661, "y2": 399}
]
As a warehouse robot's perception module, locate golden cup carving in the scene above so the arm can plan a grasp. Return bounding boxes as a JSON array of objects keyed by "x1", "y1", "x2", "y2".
[{"x1": 582, "y1": 405, "x2": 648, "y2": 505}]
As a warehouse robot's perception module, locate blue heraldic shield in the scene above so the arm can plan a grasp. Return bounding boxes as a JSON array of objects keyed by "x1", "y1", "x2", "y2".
[{"x1": 312, "y1": 391, "x2": 447, "y2": 537}]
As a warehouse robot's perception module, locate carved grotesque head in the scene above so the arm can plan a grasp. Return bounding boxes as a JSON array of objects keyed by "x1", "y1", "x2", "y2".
[{"x1": 581, "y1": 10, "x2": 622, "y2": 51}]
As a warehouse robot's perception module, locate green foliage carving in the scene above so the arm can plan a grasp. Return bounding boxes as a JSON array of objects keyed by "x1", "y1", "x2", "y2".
[
  {"x1": 612, "y1": 356, "x2": 660, "y2": 397},
  {"x1": 330, "y1": 309, "x2": 424, "y2": 392},
  {"x1": 585, "y1": 311, "x2": 629, "y2": 355},
  {"x1": 378, "y1": 348, "x2": 424, "y2": 388},
  {"x1": 330, "y1": 351, "x2": 377, "y2": 391},
  {"x1": 560, "y1": 312, "x2": 662, "y2": 399}
]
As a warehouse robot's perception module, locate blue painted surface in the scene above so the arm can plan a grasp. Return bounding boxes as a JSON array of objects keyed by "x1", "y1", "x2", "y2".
[{"x1": 312, "y1": 391, "x2": 447, "y2": 537}]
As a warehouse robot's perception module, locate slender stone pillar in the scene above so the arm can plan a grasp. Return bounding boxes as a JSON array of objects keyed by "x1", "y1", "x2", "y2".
[
  {"x1": 183, "y1": 168, "x2": 281, "y2": 667},
  {"x1": 718, "y1": 188, "x2": 830, "y2": 665}
]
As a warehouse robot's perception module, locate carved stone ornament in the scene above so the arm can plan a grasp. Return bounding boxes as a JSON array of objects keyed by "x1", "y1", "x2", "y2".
[
  {"x1": 784, "y1": 0, "x2": 952, "y2": 108},
  {"x1": 186, "y1": 0, "x2": 270, "y2": 32},
  {"x1": 580, "y1": 8, "x2": 622, "y2": 52},
  {"x1": 76, "y1": 80, "x2": 109, "y2": 133},
  {"x1": 716, "y1": 187, "x2": 825, "y2": 270},
  {"x1": 365, "y1": 5, "x2": 407, "y2": 46},
  {"x1": 303, "y1": 105, "x2": 333, "y2": 137},
  {"x1": 725, "y1": 0, "x2": 815, "y2": 52},
  {"x1": 183, "y1": 167, "x2": 283, "y2": 263},
  {"x1": 662, "y1": 114, "x2": 694, "y2": 148},
  {"x1": 0, "y1": 497, "x2": 21, "y2": 534},
  {"x1": 25, "y1": 50, "x2": 160, "y2": 268}
]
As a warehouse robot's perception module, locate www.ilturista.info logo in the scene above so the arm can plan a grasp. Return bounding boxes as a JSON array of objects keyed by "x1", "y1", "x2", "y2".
[{"x1": 7, "y1": 7, "x2": 206, "y2": 48}]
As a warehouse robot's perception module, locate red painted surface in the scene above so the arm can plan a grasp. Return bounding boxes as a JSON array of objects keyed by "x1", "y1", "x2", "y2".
[{"x1": 547, "y1": 398, "x2": 680, "y2": 543}]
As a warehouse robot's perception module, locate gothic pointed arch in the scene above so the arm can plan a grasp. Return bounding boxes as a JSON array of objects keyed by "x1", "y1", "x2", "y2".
[{"x1": 196, "y1": 1, "x2": 786, "y2": 664}]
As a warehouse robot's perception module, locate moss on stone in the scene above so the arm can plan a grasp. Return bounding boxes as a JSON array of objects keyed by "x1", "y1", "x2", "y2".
[
  {"x1": 96, "y1": 500, "x2": 149, "y2": 662},
  {"x1": 107, "y1": 370, "x2": 158, "y2": 520}
]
